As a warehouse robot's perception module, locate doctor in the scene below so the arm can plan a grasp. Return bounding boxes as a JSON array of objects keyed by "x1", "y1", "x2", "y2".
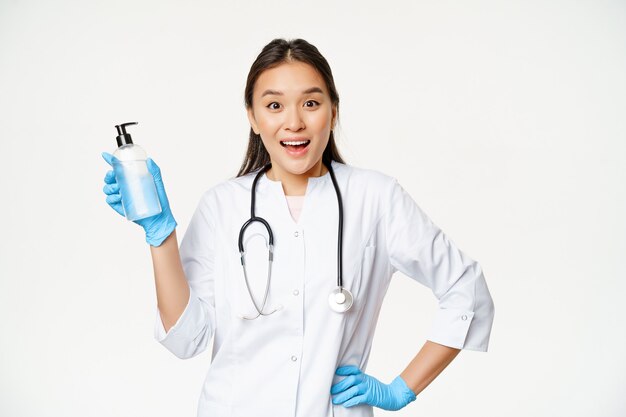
[{"x1": 102, "y1": 38, "x2": 494, "y2": 417}]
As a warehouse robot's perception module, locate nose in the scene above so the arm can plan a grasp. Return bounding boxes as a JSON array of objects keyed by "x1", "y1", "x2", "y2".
[{"x1": 284, "y1": 106, "x2": 305, "y2": 131}]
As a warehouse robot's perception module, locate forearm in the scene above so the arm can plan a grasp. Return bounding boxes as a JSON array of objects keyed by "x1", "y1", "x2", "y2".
[
  {"x1": 400, "y1": 340, "x2": 461, "y2": 396},
  {"x1": 149, "y1": 229, "x2": 190, "y2": 332}
]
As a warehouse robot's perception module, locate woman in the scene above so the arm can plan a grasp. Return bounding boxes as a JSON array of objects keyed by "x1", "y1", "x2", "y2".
[{"x1": 102, "y1": 38, "x2": 494, "y2": 417}]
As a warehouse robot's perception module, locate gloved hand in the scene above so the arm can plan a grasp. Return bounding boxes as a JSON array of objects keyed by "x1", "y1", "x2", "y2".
[
  {"x1": 330, "y1": 365, "x2": 416, "y2": 410},
  {"x1": 101, "y1": 152, "x2": 177, "y2": 247}
]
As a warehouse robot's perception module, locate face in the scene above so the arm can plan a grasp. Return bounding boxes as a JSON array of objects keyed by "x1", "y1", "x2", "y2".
[{"x1": 247, "y1": 61, "x2": 337, "y2": 178}]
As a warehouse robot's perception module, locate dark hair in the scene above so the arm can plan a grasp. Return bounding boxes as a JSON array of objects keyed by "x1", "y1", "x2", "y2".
[{"x1": 236, "y1": 38, "x2": 345, "y2": 177}]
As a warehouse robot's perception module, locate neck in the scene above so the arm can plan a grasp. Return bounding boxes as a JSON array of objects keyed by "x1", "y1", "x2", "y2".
[{"x1": 267, "y1": 160, "x2": 329, "y2": 196}]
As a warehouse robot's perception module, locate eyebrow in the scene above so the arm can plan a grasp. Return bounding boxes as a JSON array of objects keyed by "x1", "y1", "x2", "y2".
[{"x1": 260, "y1": 87, "x2": 324, "y2": 97}]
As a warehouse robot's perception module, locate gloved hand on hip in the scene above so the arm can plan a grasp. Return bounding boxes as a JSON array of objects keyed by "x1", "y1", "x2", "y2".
[
  {"x1": 101, "y1": 152, "x2": 177, "y2": 247},
  {"x1": 330, "y1": 365, "x2": 416, "y2": 411}
]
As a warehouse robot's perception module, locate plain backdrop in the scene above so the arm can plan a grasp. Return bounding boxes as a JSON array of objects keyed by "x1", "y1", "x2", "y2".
[{"x1": 1, "y1": 1, "x2": 624, "y2": 416}]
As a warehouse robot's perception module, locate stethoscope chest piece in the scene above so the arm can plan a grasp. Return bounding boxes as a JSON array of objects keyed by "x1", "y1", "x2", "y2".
[{"x1": 328, "y1": 287, "x2": 353, "y2": 313}]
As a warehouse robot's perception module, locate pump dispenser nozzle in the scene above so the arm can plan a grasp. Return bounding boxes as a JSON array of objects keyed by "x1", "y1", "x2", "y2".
[{"x1": 115, "y1": 122, "x2": 138, "y2": 147}]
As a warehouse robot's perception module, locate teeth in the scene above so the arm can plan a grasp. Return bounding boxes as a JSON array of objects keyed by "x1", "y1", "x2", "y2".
[{"x1": 281, "y1": 140, "x2": 310, "y2": 146}]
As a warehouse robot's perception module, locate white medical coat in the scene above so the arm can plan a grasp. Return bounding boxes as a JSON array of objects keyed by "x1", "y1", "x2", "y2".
[{"x1": 155, "y1": 160, "x2": 495, "y2": 417}]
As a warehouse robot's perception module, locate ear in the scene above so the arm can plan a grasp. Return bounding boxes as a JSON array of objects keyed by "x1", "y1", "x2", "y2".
[
  {"x1": 331, "y1": 105, "x2": 338, "y2": 130},
  {"x1": 246, "y1": 107, "x2": 260, "y2": 135}
]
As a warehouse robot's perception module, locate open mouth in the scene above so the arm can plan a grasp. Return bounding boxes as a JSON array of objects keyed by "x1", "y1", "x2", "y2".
[{"x1": 280, "y1": 140, "x2": 310, "y2": 151}]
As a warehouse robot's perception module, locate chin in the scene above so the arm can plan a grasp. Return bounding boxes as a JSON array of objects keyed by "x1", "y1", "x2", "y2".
[{"x1": 280, "y1": 160, "x2": 315, "y2": 174}]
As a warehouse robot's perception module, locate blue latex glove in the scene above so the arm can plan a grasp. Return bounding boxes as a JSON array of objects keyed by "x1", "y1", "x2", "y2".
[
  {"x1": 101, "y1": 152, "x2": 177, "y2": 246},
  {"x1": 330, "y1": 365, "x2": 416, "y2": 410}
]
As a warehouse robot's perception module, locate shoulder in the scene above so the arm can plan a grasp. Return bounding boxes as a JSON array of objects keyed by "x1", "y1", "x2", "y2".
[
  {"x1": 333, "y1": 162, "x2": 402, "y2": 221},
  {"x1": 194, "y1": 171, "x2": 258, "y2": 211},
  {"x1": 334, "y1": 161, "x2": 397, "y2": 193}
]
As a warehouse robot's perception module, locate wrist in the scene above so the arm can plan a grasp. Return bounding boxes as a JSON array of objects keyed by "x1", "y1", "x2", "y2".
[
  {"x1": 391, "y1": 375, "x2": 417, "y2": 405},
  {"x1": 145, "y1": 215, "x2": 177, "y2": 247}
]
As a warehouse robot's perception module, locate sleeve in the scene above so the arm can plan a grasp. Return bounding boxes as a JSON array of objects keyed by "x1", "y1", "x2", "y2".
[
  {"x1": 153, "y1": 191, "x2": 218, "y2": 359},
  {"x1": 384, "y1": 178, "x2": 495, "y2": 351}
]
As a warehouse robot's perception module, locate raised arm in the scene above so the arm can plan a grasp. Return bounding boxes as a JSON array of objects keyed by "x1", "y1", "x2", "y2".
[
  {"x1": 149, "y1": 230, "x2": 190, "y2": 332},
  {"x1": 102, "y1": 152, "x2": 215, "y2": 359}
]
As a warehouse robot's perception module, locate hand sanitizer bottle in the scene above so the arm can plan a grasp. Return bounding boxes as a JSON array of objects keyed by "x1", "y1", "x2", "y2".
[{"x1": 112, "y1": 122, "x2": 162, "y2": 221}]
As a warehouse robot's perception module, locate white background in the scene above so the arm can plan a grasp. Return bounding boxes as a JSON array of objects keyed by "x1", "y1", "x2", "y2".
[{"x1": 1, "y1": 1, "x2": 624, "y2": 416}]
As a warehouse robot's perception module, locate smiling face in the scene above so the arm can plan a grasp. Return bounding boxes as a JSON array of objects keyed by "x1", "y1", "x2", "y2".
[{"x1": 247, "y1": 61, "x2": 337, "y2": 181}]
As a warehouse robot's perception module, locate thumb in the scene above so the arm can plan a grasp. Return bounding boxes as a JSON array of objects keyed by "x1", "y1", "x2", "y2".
[
  {"x1": 146, "y1": 157, "x2": 170, "y2": 208},
  {"x1": 146, "y1": 158, "x2": 163, "y2": 183},
  {"x1": 101, "y1": 151, "x2": 119, "y2": 167}
]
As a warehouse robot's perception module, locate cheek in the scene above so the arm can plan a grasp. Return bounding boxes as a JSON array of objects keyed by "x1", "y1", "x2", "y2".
[
  {"x1": 256, "y1": 117, "x2": 282, "y2": 136},
  {"x1": 308, "y1": 111, "x2": 332, "y2": 133}
]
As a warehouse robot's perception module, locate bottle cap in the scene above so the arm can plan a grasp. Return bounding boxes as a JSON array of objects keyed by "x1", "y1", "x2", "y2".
[{"x1": 115, "y1": 122, "x2": 138, "y2": 147}]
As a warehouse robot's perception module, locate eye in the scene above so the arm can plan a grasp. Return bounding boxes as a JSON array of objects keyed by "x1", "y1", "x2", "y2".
[
  {"x1": 266, "y1": 102, "x2": 281, "y2": 110},
  {"x1": 304, "y1": 100, "x2": 319, "y2": 108}
]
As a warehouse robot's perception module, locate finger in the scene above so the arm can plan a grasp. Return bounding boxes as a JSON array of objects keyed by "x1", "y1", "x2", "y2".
[
  {"x1": 102, "y1": 183, "x2": 119, "y2": 195},
  {"x1": 106, "y1": 194, "x2": 122, "y2": 204},
  {"x1": 332, "y1": 385, "x2": 359, "y2": 405},
  {"x1": 101, "y1": 152, "x2": 119, "y2": 167},
  {"x1": 111, "y1": 203, "x2": 125, "y2": 217},
  {"x1": 335, "y1": 365, "x2": 362, "y2": 376},
  {"x1": 343, "y1": 393, "x2": 368, "y2": 408},
  {"x1": 104, "y1": 170, "x2": 116, "y2": 184},
  {"x1": 331, "y1": 375, "x2": 358, "y2": 395},
  {"x1": 105, "y1": 195, "x2": 125, "y2": 217}
]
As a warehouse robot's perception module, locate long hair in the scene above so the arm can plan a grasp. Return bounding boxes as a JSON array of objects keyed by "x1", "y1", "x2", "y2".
[{"x1": 237, "y1": 38, "x2": 345, "y2": 177}]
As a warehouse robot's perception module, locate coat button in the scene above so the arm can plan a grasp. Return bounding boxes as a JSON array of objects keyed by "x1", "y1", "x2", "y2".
[
  {"x1": 293, "y1": 289, "x2": 299, "y2": 296},
  {"x1": 294, "y1": 231, "x2": 299, "y2": 237},
  {"x1": 291, "y1": 355, "x2": 298, "y2": 361},
  {"x1": 461, "y1": 315, "x2": 468, "y2": 321}
]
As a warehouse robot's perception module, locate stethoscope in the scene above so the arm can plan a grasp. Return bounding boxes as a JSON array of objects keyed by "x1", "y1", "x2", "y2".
[{"x1": 237, "y1": 160, "x2": 353, "y2": 320}]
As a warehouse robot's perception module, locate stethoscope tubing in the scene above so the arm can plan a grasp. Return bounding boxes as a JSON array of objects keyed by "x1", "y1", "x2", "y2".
[
  {"x1": 238, "y1": 160, "x2": 349, "y2": 318},
  {"x1": 326, "y1": 159, "x2": 344, "y2": 289}
]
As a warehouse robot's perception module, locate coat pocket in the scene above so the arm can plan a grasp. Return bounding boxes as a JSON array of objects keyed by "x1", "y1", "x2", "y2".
[{"x1": 345, "y1": 244, "x2": 377, "y2": 301}]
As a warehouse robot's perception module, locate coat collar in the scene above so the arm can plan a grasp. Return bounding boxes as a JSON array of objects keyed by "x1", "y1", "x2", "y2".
[{"x1": 254, "y1": 160, "x2": 340, "y2": 196}]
